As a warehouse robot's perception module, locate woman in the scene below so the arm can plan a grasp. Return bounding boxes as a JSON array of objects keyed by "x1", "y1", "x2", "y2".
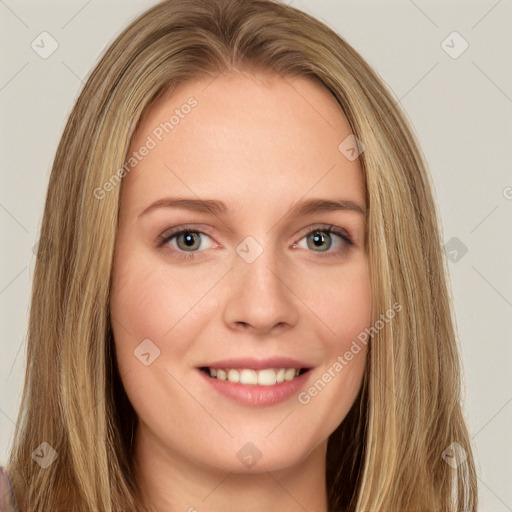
[{"x1": 2, "y1": 0, "x2": 478, "y2": 510}]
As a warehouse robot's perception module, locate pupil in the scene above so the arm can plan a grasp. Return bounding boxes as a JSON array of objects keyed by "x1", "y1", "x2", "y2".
[
  {"x1": 311, "y1": 231, "x2": 330, "y2": 251},
  {"x1": 182, "y1": 232, "x2": 198, "y2": 249}
]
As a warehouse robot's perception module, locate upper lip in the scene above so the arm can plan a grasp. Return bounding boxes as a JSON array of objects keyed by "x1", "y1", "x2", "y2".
[{"x1": 198, "y1": 357, "x2": 313, "y2": 370}]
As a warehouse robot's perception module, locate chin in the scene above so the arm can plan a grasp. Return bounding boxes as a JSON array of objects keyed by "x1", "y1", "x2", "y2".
[{"x1": 197, "y1": 435, "x2": 321, "y2": 475}]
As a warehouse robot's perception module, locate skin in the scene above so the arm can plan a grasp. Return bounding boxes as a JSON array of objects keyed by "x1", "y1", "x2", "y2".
[{"x1": 110, "y1": 70, "x2": 372, "y2": 512}]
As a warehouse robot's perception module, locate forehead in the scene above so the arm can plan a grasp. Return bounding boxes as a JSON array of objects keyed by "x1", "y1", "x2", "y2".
[{"x1": 121, "y1": 71, "x2": 365, "y2": 216}]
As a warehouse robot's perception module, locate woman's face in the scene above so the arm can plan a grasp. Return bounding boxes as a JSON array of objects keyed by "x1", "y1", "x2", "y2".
[{"x1": 110, "y1": 70, "x2": 371, "y2": 476}]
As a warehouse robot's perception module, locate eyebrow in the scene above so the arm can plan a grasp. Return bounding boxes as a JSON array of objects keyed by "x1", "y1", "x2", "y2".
[{"x1": 138, "y1": 197, "x2": 367, "y2": 219}]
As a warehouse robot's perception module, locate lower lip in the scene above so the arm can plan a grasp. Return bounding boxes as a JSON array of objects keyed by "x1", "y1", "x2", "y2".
[{"x1": 198, "y1": 369, "x2": 312, "y2": 407}]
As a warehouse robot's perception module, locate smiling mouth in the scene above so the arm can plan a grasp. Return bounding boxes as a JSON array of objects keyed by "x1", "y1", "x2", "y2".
[{"x1": 199, "y1": 367, "x2": 310, "y2": 386}]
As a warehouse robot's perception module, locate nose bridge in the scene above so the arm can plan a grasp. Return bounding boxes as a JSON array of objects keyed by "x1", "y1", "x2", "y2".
[
  {"x1": 222, "y1": 234, "x2": 299, "y2": 333},
  {"x1": 239, "y1": 241, "x2": 281, "y2": 291}
]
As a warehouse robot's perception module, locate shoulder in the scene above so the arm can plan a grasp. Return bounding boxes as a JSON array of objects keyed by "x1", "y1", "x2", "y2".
[{"x1": 0, "y1": 465, "x2": 20, "y2": 512}]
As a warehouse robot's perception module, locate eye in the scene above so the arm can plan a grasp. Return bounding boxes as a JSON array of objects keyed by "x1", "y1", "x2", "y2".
[
  {"x1": 158, "y1": 227, "x2": 216, "y2": 260},
  {"x1": 157, "y1": 224, "x2": 354, "y2": 261},
  {"x1": 294, "y1": 225, "x2": 354, "y2": 257}
]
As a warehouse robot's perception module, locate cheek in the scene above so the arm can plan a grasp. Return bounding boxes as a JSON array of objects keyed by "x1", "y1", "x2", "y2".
[
  {"x1": 300, "y1": 257, "x2": 372, "y2": 343},
  {"x1": 109, "y1": 249, "x2": 223, "y2": 378},
  {"x1": 111, "y1": 260, "x2": 162, "y2": 339},
  {"x1": 295, "y1": 259, "x2": 371, "y2": 415},
  {"x1": 111, "y1": 251, "x2": 193, "y2": 337},
  {"x1": 296, "y1": 285, "x2": 370, "y2": 446},
  {"x1": 109, "y1": 254, "x2": 183, "y2": 362}
]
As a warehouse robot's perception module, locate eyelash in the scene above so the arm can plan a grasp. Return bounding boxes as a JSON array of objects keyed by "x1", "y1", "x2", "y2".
[{"x1": 157, "y1": 224, "x2": 354, "y2": 261}]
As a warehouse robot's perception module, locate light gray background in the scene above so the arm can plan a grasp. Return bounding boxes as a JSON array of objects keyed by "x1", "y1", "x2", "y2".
[{"x1": 1, "y1": 1, "x2": 511, "y2": 510}]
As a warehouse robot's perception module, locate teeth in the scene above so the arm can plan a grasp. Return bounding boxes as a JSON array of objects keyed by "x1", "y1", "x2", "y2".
[
  {"x1": 227, "y1": 369, "x2": 240, "y2": 383},
  {"x1": 257, "y1": 369, "x2": 276, "y2": 386},
  {"x1": 240, "y1": 369, "x2": 258, "y2": 385},
  {"x1": 207, "y1": 367, "x2": 301, "y2": 385}
]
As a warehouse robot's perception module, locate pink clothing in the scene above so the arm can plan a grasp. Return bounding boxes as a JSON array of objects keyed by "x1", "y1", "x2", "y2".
[{"x1": 0, "y1": 466, "x2": 19, "y2": 512}]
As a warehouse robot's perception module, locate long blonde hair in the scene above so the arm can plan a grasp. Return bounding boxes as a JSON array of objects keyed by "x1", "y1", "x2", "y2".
[{"x1": 7, "y1": 0, "x2": 478, "y2": 510}]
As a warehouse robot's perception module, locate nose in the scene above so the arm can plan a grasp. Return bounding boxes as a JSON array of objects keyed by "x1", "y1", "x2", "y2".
[{"x1": 222, "y1": 248, "x2": 300, "y2": 336}]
